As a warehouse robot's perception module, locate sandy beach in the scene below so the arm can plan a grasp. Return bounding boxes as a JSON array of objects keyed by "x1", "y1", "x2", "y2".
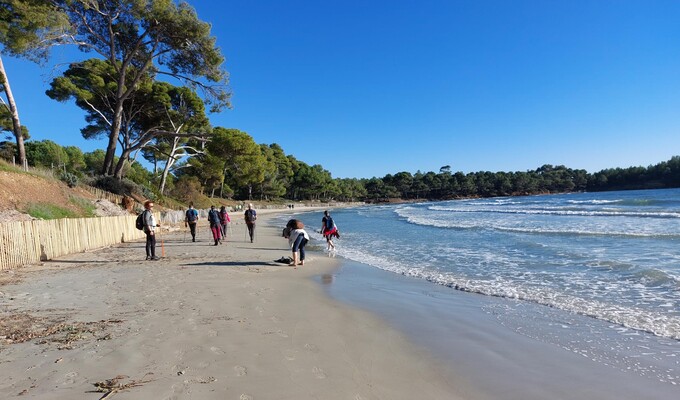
[{"x1": 0, "y1": 211, "x2": 472, "y2": 399}]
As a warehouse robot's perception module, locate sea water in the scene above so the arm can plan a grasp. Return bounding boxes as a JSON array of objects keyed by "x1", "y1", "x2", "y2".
[{"x1": 276, "y1": 188, "x2": 680, "y2": 388}]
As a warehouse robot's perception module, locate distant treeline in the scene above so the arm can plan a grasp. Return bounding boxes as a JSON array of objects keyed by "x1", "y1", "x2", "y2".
[
  {"x1": 362, "y1": 157, "x2": 680, "y2": 202},
  {"x1": 1, "y1": 139, "x2": 678, "y2": 203}
]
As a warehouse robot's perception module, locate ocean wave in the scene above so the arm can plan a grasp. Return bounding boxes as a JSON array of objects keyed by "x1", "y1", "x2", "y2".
[
  {"x1": 337, "y1": 246, "x2": 680, "y2": 341},
  {"x1": 395, "y1": 211, "x2": 680, "y2": 238},
  {"x1": 567, "y1": 199, "x2": 622, "y2": 205},
  {"x1": 630, "y1": 269, "x2": 680, "y2": 288},
  {"x1": 426, "y1": 206, "x2": 680, "y2": 219}
]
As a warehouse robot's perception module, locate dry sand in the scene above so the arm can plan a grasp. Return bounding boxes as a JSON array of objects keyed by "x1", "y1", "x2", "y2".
[{"x1": 0, "y1": 212, "x2": 474, "y2": 399}]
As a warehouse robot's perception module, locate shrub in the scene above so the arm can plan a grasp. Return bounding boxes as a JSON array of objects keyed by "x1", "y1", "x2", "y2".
[{"x1": 60, "y1": 172, "x2": 79, "y2": 188}]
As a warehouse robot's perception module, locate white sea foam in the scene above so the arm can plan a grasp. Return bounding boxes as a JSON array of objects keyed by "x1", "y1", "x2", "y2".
[
  {"x1": 427, "y1": 206, "x2": 680, "y2": 219},
  {"x1": 339, "y1": 243, "x2": 680, "y2": 340},
  {"x1": 394, "y1": 208, "x2": 680, "y2": 238}
]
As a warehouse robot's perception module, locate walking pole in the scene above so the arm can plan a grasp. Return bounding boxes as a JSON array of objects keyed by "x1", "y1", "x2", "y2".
[{"x1": 159, "y1": 226, "x2": 166, "y2": 257}]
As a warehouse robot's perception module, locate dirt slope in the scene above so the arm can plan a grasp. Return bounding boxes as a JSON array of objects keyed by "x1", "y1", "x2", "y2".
[{"x1": 0, "y1": 170, "x2": 128, "y2": 223}]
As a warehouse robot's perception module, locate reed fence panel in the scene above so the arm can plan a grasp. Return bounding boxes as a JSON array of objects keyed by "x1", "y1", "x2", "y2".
[{"x1": 0, "y1": 214, "x2": 149, "y2": 271}]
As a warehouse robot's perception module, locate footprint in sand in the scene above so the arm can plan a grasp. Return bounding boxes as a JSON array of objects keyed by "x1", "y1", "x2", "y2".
[
  {"x1": 276, "y1": 330, "x2": 289, "y2": 338},
  {"x1": 269, "y1": 315, "x2": 282, "y2": 322},
  {"x1": 197, "y1": 361, "x2": 210, "y2": 369},
  {"x1": 304, "y1": 343, "x2": 320, "y2": 353},
  {"x1": 282, "y1": 349, "x2": 297, "y2": 361},
  {"x1": 239, "y1": 395, "x2": 254, "y2": 400},
  {"x1": 210, "y1": 346, "x2": 225, "y2": 355},
  {"x1": 62, "y1": 371, "x2": 79, "y2": 385},
  {"x1": 208, "y1": 329, "x2": 218, "y2": 337},
  {"x1": 312, "y1": 366, "x2": 327, "y2": 379},
  {"x1": 234, "y1": 365, "x2": 247, "y2": 376}
]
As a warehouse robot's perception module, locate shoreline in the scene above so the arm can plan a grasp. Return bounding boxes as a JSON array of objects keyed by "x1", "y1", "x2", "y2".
[
  {"x1": 0, "y1": 212, "x2": 472, "y2": 399},
  {"x1": 325, "y1": 260, "x2": 680, "y2": 400}
]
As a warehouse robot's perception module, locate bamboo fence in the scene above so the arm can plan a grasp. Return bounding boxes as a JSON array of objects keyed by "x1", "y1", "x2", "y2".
[
  {"x1": 0, "y1": 214, "x2": 149, "y2": 271},
  {"x1": 81, "y1": 186, "x2": 124, "y2": 205}
]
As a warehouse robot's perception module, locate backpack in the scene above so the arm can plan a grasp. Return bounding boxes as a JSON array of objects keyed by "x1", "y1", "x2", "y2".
[
  {"x1": 245, "y1": 209, "x2": 256, "y2": 223},
  {"x1": 135, "y1": 211, "x2": 146, "y2": 230},
  {"x1": 208, "y1": 209, "x2": 219, "y2": 226},
  {"x1": 325, "y1": 216, "x2": 334, "y2": 230},
  {"x1": 186, "y1": 208, "x2": 198, "y2": 222}
]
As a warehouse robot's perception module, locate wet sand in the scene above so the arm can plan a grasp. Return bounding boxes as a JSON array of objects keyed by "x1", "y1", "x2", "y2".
[{"x1": 325, "y1": 260, "x2": 680, "y2": 400}]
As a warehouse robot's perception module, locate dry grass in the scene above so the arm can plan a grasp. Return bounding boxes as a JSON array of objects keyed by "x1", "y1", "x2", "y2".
[{"x1": 0, "y1": 313, "x2": 123, "y2": 349}]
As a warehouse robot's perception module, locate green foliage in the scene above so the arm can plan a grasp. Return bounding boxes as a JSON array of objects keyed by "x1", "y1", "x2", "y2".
[
  {"x1": 25, "y1": 139, "x2": 68, "y2": 169},
  {"x1": 122, "y1": 160, "x2": 154, "y2": 186},
  {"x1": 0, "y1": 0, "x2": 70, "y2": 62},
  {"x1": 169, "y1": 175, "x2": 204, "y2": 204},
  {"x1": 68, "y1": 195, "x2": 95, "y2": 217},
  {"x1": 94, "y1": 175, "x2": 151, "y2": 199},
  {"x1": 0, "y1": 140, "x2": 16, "y2": 162},
  {"x1": 63, "y1": 146, "x2": 85, "y2": 174},
  {"x1": 208, "y1": 127, "x2": 266, "y2": 199},
  {"x1": 52, "y1": 0, "x2": 231, "y2": 175},
  {"x1": 24, "y1": 202, "x2": 78, "y2": 220},
  {"x1": 59, "y1": 171, "x2": 78, "y2": 187},
  {"x1": 83, "y1": 150, "x2": 106, "y2": 175}
]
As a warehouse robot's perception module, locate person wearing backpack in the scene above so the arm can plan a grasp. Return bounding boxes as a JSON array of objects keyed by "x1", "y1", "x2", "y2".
[
  {"x1": 142, "y1": 200, "x2": 160, "y2": 260},
  {"x1": 244, "y1": 203, "x2": 257, "y2": 243},
  {"x1": 219, "y1": 205, "x2": 231, "y2": 240},
  {"x1": 321, "y1": 210, "x2": 337, "y2": 251},
  {"x1": 208, "y1": 205, "x2": 222, "y2": 246},
  {"x1": 185, "y1": 202, "x2": 199, "y2": 242}
]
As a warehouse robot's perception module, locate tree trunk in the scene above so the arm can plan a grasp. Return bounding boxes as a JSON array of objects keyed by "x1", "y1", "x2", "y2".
[
  {"x1": 103, "y1": 106, "x2": 123, "y2": 175},
  {"x1": 159, "y1": 138, "x2": 179, "y2": 194},
  {"x1": 0, "y1": 56, "x2": 27, "y2": 169},
  {"x1": 113, "y1": 148, "x2": 131, "y2": 179}
]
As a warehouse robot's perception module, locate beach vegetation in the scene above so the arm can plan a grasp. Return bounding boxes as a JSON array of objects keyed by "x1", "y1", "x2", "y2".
[{"x1": 25, "y1": 202, "x2": 78, "y2": 220}]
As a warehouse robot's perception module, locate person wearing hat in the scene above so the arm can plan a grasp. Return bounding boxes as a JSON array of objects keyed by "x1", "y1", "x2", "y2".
[
  {"x1": 244, "y1": 203, "x2": 257, "y2": 243},
  {"x1": 143, "y1": 200, "x2": 161, "y2": 260}
]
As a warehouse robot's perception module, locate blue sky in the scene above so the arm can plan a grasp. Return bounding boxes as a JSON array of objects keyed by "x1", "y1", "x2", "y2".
[{"x1": 3, "y1": 0, "x2": 680, "y2": 179}]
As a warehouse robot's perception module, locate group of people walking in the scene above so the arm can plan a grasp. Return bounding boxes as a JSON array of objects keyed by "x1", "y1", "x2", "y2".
[
  {"x1": 186, "y1": 202, "x2": 254, "y2": 246},
  {"x1": 142, "y1": 201, "x2": 339, "y2": 269}
]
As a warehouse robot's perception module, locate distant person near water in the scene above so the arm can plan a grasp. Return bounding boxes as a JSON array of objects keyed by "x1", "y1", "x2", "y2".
[
  {"x1": 208, "y1": 205, "x2": 222, "y2": 246},
  {"x1": 219, "y1": 206, "x2": 231, "y2": 240},
  {"x1": 244, "y1": 203, "x2": 257, "y2": 242},
  {"x1": 143, "y1": 200, "x2": 160, "y2": 260},
  {"x1": 185, "y1": 202, "x2": 199, "y2": 242},
  {"x1": 287, "y1": 220, "x2": 310, "y2": 266},
  {"x1": 321, "y1": 210, "x2": 338, "y2": 251}
]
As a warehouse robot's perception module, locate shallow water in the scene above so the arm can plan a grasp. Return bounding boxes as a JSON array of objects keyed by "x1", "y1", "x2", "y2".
[
  {"x1": 294, "y1": 189, "x2": 680, "y2": 341},
  {"x1": 273, "y1": 189, "x2": 680, "y2": 394}
]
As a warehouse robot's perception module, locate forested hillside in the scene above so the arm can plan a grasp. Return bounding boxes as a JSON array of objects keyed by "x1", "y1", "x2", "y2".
[{"x1": 1, "y1": 2, "x2": 678, "y2": 207}]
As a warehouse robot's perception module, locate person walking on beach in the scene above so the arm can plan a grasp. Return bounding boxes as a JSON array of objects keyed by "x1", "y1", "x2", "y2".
[
  {"x1": 219, "y1": 205, "x2": 230, "y2": 240},
  {"x1": 208, "y1": 205, "x2": 222, "y2": 246},
  {"x1": 143, "y1": 200, "x2": 160, "y2": 260},
  {"x1": 321, "y1": 210, "x2": 337, "y2": 251},
  {"x1": 185, "y1": 202, "x2": 199, "y2": 242},
  {"x1": 288, "y1": 220, "x2": 310, "y2": 266},
  {"x1": 244, "y1": 203, "x2": 257, "y2": 243}
]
